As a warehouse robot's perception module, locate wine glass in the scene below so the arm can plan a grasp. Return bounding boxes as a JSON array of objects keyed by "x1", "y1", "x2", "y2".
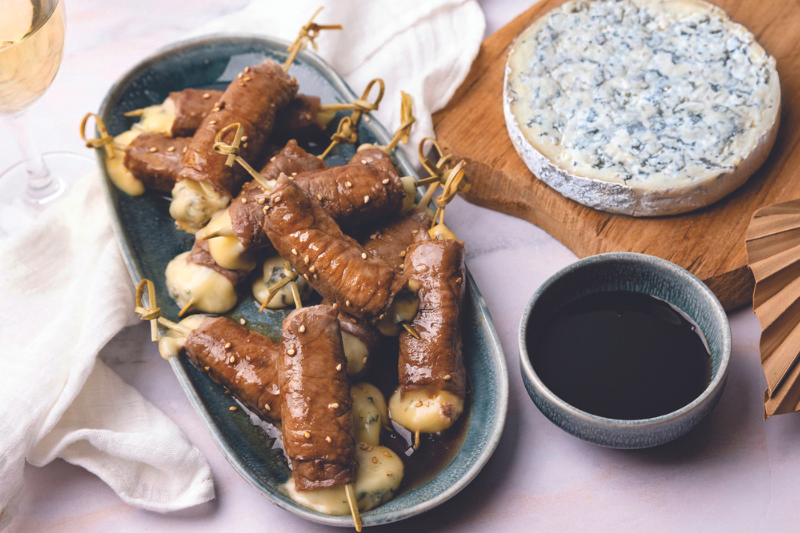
[{"x1": 0, "y1": 0, "x2": 94, "y2": 236}]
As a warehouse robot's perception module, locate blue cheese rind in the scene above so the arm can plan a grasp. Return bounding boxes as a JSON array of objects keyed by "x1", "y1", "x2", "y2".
[{"x1": 505, "y1": 0, "x2": 780, "y2": 216}]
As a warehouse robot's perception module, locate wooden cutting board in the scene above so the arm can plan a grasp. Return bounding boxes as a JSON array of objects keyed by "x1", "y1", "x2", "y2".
[{"x1": 432, "y1": 0, "x2": 800, "y2": 311}]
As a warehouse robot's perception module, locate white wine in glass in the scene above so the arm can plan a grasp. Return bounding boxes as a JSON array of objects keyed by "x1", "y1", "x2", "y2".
[{"x1": 0, "y1": 0, "x2": 93, "y2": 235}]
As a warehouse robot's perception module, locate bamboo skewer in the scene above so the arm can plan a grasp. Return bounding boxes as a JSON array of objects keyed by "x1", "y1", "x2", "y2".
[
  {"x1": 283, "y1": 7, "x2": 342, "y2": 72},
  {"x1": 133, "y1": 279, "x2": 193, "y2": 340},
  {"x1": 345, "y1": 483, "x2": 363, "y2": 531}
]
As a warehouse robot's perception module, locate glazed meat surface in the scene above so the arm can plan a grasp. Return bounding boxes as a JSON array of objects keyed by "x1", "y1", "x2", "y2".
[
  {"x1": 275, "y1": 94, "x2": 324, "y2": 140},
  {"x1": 259, "y1": 139, "x2": 326, "y2": 182},
  {"x1": 178, "y1": 60, "x2": 298, "y2": 193},
  {"x1": 169, "y1": 88, "x2": 223, "y2": 137},
  {"x1": 185, "y1": 316, "x2": 281, "y2": 421},
  {"x1": 124, "y1": 133, "x2": 190, "y2": 192},
  {"x1": 262, "y1": 175, "x2": 407, "y2": 324},
  {"x1": 399, "y1": 239, "x2": 467, "y2": 398},
  {"x1": 279, "y1": 305, "x2": 356, "y2": 491},
  {"x1": 362, "y1": 208, "x2": 432, "y2": 272}
]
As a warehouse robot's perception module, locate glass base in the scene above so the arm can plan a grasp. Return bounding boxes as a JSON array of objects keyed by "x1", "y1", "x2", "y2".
[{"x1": 0, "y1": 151, "x2": 95, "y2": 238}]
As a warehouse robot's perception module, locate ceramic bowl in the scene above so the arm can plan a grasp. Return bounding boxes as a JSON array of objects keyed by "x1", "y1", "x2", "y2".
[
  {"x1": 519, "y1": 253, "x2": 730, "y2": 449},
  {"x1": 96, "y1": 34, "x2": 509, "y2": 527}
]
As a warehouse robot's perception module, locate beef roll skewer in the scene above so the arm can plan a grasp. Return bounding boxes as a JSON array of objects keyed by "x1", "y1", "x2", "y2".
[
  {"x1": 170, "y1": 59, "x2": 299, "y2": 233},
  {"x1": 387, "y1": 161, "x2": 469, "y2": 448}
]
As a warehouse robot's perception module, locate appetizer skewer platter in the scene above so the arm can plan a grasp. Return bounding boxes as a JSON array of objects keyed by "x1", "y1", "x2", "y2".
[{"x1": 91, "y1": 28, "x2": 507, "y2": 529}]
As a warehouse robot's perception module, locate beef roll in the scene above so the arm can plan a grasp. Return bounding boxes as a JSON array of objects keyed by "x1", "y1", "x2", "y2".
[
  {"x1": 389, "y1": 238, "x2": 467, "y2": 434},
  {"x1": 124, "y1": 133, "x2": 191, "y2": 193},
  {"x1": 279, "y1": 305, "x2": 357, "y2": 491},
  {"x1": 185, "y1": 316, "x2": 281, "y2": 422},
  {"x1": 262, "y1": 175, "x2": 407, "y2": 325},
  {"x1": 362, "y1": 208, "x2": 432, "y2": 272}
]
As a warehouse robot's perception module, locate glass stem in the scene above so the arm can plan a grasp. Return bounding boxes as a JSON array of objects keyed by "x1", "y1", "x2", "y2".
[{"x1": 5, "y1": 109, "x2": 58, "y2": 201}]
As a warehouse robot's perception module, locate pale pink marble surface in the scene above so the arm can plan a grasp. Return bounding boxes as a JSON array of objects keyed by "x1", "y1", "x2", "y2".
[{"x1": 2, "y1": 1, "x2": 800, "y2": 532}]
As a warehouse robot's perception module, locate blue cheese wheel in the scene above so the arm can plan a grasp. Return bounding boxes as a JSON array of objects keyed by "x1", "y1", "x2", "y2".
[{"x1": 504, "y1": 0, "x2": 780, "y2": 216}]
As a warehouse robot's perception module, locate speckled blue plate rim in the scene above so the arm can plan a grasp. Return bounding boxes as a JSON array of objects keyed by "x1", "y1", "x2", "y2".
[
  {"x1": 518, "y1": 252, "x2": 731, "y2": 431},
  {"x1": 97, "y1": 34, "x2": 509, "y2": 527}
]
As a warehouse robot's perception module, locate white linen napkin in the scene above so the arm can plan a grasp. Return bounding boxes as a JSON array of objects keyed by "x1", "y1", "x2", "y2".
[
  {"x1": 0, "y1": 174, "x2": 214, "y2": 530},
  {"x1": 190, "y1": 0, "x2": 486, "y2": 159}
]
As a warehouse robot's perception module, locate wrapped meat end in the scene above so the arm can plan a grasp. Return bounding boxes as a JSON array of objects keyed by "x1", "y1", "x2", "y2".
[
  {"x1": 189, "y1": 237, "x2": 250, "y2": 286},
  {"x1": 259, "y1": 139, "x2": 326, "y2": 183},
  {"x1": 178, "y1": 109, "x2": 265, "y2": 194},
  {"x1": 185, "y1": 316, "x2": 281, "y2": 421},
  {"x1": 362, "y1": 208, "x2": 432, "y2": 272},
  {"x1": 275, "y1": 94, "x2": 325, "y2": 140},
  {"x1": 178, "y1": 59, "x2": 298, "y2": 193},
  {"x1": 294, "y1": 160, "x2": 406, "y2": 228},
  {"x1": 279, "y1": 305, "x2": 356, "y2": 491},
  {"x1": 348, "y1": 146, "x2": 396, "y2": 175},
  {"x1": 399, "y1": 239, "x2": 467, "y2": 398},
  {"x1": 169, "y1": 88, "x2": 223, "y2": 137},
  {"x1": 262, "y1": 175, "x2": 407, "y2": 324},
  {"x1": 124, "y1": 133, "x2": 191, "y2": 192}
]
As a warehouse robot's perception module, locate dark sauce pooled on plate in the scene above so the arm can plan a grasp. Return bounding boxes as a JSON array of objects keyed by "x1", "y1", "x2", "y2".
[{"x1": 530, "y1": 290, "x2": 711, "y2": 420}]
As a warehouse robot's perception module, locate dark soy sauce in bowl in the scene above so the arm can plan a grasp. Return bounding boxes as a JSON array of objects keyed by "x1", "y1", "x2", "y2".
[{"x1": 530, "y1": 290, "x2": 711, "y2": 420}]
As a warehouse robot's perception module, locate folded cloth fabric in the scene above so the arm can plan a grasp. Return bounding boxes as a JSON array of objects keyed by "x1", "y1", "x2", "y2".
[
  {"x1": 190, "y1": 0, "x2": 486, "y2": 159},
  {"x1": 0, "y1": 174, "x2": 214, "y2": 530}
]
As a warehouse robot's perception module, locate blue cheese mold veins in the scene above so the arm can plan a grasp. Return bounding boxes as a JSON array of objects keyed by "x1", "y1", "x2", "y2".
[{"x1": 504, "y1": 0, "x2": 781, "y2": 216}]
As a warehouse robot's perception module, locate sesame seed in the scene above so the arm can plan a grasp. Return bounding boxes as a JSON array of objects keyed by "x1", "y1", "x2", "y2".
[
  {"x1": 291, "y1": 172, "x2": 297, "y2": 176},
  {"x1": 244, "y1": 76, "x2": 251, "y2": 82},
  {"x1": 444, "y1": 374, "x2": 452, "y2": 381},
  {"x1": 364, "y1": 195, "x2": 370, "y2": 204},
  {"x1": 379, "y1": 313, "x2": 385, "y2": 320},
  {"x1": 241, "y1": 135, "x2": 248, "y2": 141},
  {"x1": 309, "y1": 265, "x2": 316, "y2": 273},
  {"x1": 243, "y1": 142, "x2": 248, "y2": 148},
  {"x1": 400, "y1": 251, "x2": 406, "y2": 257},
  {"x1": 362, "y1": 357, "x2": 367, "y2": 364},
  {"x1": 182, "y1": 147, "x2": 187, "y2": 153},
  {"x1": 372, "y1": 457, "x2": 379, "y2": 464},
  {"x1": 204, "y1": 366, "x2": 210, "y2": 371},
  {"x1": 239, "y1": 82, "x2": 245, "y2": 87},
  {"x1": 212, "y1": 107, "x2": 220, "y2": 112},
  {"x1": 262, "y1": 207, "x2": 269, "y2": 215},
  {"x1": 336, "y1": 363, "x2": 342, "y2": 371},
  {"x1": 313, "y1": 274, "x2": 318, "y2": 280},
  {"x1": 345, "y1": 300, "x2": 351, "y2": 307},
  {"x1": 351, "y1": 318, "x2": 357, "y2": 324},
  {"x1": 239, "y1": 318, "x2": 246, "y2": 325},
  {"x1": 382, "y1": 179, "x2": 390, "y2": 184},
  {"x1": 287, "y1": 348, "x2": 295, "y2": 356},
  {"x1": 360, "y1": 443, "x2": 369, "y2": 450},
  {"x1": 415, "y1": 400, "x2": 423, "y2": 407},
  {"x1": 456, "y1": 277, "x2": 462, "y2": 283},
  {"x1": 148, "y1": 146, "x2": 157, "y2": 153},
  {"x1": 346, "y1": 181, "x2": 353, "y2": 188},
  {"x1": 264, "y1": 403, "x2": 271, "y2": 411},
  {"x1": 229, "y1": 355, "x2": 235, "y2": 363},
  {"x1": 361, "y1": 253, "x2": 367, "y2": 259},
  {"x1": 230, "y1": 406, "x2": 238, "y2": 411},
  {"x1": 240, "y1": 197, "x2": 247, "y2": 203},
  {"x1": 365, "y1": 116, "x2": 371, "y2": 123},
  {"x1": 274, "y1": 195, "x2": 281, "y2": 202},
  {"x1": 370, "y1": 234, "x2": 377, "y2": 240},
  {"x1": 360, "y1": 160, "x2": 367, "y2": 165},
  {"x1": 167, "y1": 146, "x2": 175, "y2": 152},
  {"x1": 303, "y1": 274, "x2": 309, "y2": 281},
  {"x1": 237, "y1": 72, "x2": 243, "y2": 79},
  {"x1": 299, "y1": 325, "x2": 306, "y2": 333},
  {"x1": 257, "y1": 197, "x2": 265, "y2": 204},
  {"x1": 383, "y1": 450, "x2": 392, "y2": 458},
  {"x1": 325, "y1": 436, "x2": 332, "y2": 443},
  {"x1": 304, "y1": 256, "x2": 309, "y2": 264},
  {"x1": 224, "y1": 342, "x2": 232, "y2": 349},
  {"x1": 317, "y1": 194, "x2": 323, "y2": 201},
  {"x1": 411, "y1": 230, "x2": 418, "y2": 234},
  {"x1": 329, "y1": 402, "x2": 339, "y2": 409},
  {"x1": 304, "y1": 431, "x2": 311, "y2": 438},
  {"x1": 244, "y1": 66, "x2": 250, "y2": 72},
  {"x1": 291, "y1": 248, "x2": 298, "y2": 255},
  {"x1": 386, "y1": 471, "x2": 393, "y2": 477},
  {"x1": 209, "y1": 120, "x2": 217, "y2": 125},
  {"x1": 270, "y1": 156, "x2": 277, "y2": 162},
  {"x1": 202, "y1": 93, "x2": 211, "y2": 99}
]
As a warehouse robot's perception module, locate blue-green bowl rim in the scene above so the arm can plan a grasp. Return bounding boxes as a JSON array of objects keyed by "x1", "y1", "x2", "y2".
[
  {"x1": 97, "y1": 34, "x2": 509, "y2": 527},
  {"x1": 518, "y1": 252, "x2": 731, "y2": 430}
]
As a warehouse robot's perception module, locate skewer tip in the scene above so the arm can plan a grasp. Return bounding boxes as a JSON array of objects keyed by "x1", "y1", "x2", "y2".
[{"x1": 345, "y1": 484, "x2": 362, "y2": 531}]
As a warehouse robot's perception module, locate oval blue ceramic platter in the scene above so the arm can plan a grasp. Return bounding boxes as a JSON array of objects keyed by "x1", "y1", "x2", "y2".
[{"x1": 96, "y1": 35, "x2": 508, "y2": 527}]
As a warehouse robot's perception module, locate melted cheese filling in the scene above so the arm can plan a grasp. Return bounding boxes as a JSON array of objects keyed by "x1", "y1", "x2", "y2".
[
  {"x1": 105, "y1": 129, "x2": 144, "y2": 196},
  {"x1": 165, "y1": 251, "x2": 237, "y2": 314},
  {"x1": 282, "y1": 446, "x2": 404, "y2": 515},
  {"x1": 157, "y1": 314, "x2": 208, "y2": 360},
  {"x1": 170, "y1": 179, "x2": 231, "y2": 234},
  {"x1": 251, "y1": 255, "x2": 311, "y2": 310},
  {"x1": 134, "y1": 97, "x2": 176, "y2": 136},
  {"x1": 389, "y1": 388, "x2": 464, "y2": 434},
  {"x1": 351, "y1": 383, "x2": 388, "y2": 446},
  {"x1": 377, "y1": 290, "x2": 420, "y2": 337},
  {"x1": 507, "y1": 0, "x2": 780, "y2": 187}
]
